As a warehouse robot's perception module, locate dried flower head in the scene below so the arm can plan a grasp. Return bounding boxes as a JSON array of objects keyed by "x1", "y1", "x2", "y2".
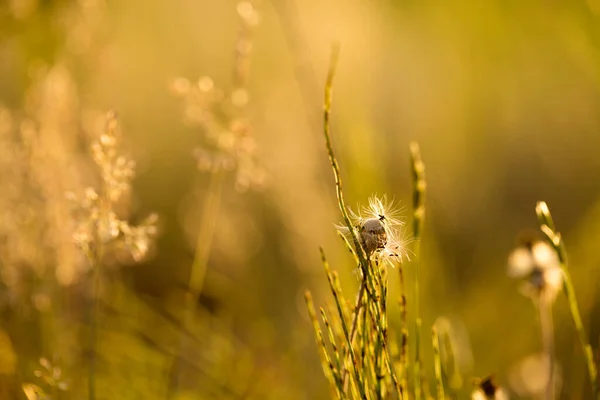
[
  {"x1": 170, "y1": 1, "x2": 266, "y2": 192},
  {"x1": 34, "y1": 357, "x2": 69, "y2": 391},
  {"x1": 71, "y1": 112, "x2": 158, "y2": 263},
  {"x1": 508, "y1": 235, "x2": 562, "y2": 303},
  {"x1": 0, "y1": 65, "x2": 93, "y2": 292},
  {"x1": 471, "y1": 376, "x2": 510, "y2": 400},
  {"x1": 337, "y1": 195, "x2": 409, "y2": 265},
  {"x1": 22, "y1": 357, "x2": 69, "y2": 400}
]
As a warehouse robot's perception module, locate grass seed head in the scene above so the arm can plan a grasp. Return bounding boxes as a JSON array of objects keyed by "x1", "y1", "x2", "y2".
[{"x1": 508, "y1": 237, "x2": 562, "y2": 303}]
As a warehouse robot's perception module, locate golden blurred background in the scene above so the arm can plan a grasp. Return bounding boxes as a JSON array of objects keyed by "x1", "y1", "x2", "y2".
[{"x1": 1, "y1": 0, "x2": 600, "y2": 398}]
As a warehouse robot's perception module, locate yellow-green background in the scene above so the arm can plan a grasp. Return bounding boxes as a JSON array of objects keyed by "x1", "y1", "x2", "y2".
[{"x1": 1, "y1": 0, "x2": 600, "y2": 398}]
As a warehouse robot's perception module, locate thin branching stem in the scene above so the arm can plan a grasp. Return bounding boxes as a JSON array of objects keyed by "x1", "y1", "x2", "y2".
[
  {"x1": 341, "y1": 281, "x2": 366, "y2": 391},
  {"x1": 305, "y1": 292, "x2": 341, "y2": 398},
  {"x1": 321, "y1": 308, "x2": 344, "y2": 391}
]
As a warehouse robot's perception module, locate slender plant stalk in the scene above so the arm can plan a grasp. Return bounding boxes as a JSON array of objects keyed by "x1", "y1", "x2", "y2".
[
  {"x1": 410, "y1": 142, "x2": 426, "y2": 400},
  {"x1": 322, "y1": 44, "x2": 368, "y2": 270},
  {"x1": 323, "y1": 304, "x2": 345, "y2": 377},
  {"x1": 536, "y1": 201, "x2": 599, "y2": 399},
  {"x1": 398, "y1": 265, "x2": 409, "y2": 399},
  {"x1": 269, "y1": 0, "x2": 321, "y2": 135},
  {"x1": 365, "y1": 259, "x2": 401, "y2": 399},
  {"x1": 321, "y1": 308, "x2": 344, "y2": 392},
  {"x1": 312, "y1": 43, "x2": 411, "y2": 400},
  {"x1": 539, "y1": 300, "x2": 555, "y2": 400},
  {"x1": 87, "y1": 234, "x2": 103, "y2": 400},
  {"x1": 341, "y1": 282, "x2": 366, "y2": 391},
  {"x1": 171, "y1": 1, "x2": 254, "y2": 391},
  {"x1": 174, "y1": 168, "x2": 225, "y2": 392},
  {"x1": 432, "y1": 326, "x2": 445, "y2": 400},
  {"x1": 187, "y1": 168, "x2": 225, "y2": 310},
  {"x1": 337, "y1": 230, "x2": 368, "y2": 391},
  {"x1": 305, "y1": 292, "x2": 341, "y2": 398},
  {"x1": 321, "y1": 43, "x2": 374, "y2": 399},
  {"x1": 320, "y1": 248, "x2": 367, "y2": 399}
]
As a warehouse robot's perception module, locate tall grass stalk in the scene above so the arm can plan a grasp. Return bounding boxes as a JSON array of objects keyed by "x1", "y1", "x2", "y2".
[
  {"x1": 174, "y1": 167, "x2": 225, "y2": 390},
  {"x1": 87, "y1": 241, "x2": 102, "y2": 400},
  {"x1": 305, "y1": 291, "x2": 341, "y2": 397},
  {"x1": 432, "y1": 326, "x2": 445, "y2": 400},
  {"x1": 321, "y1": 44, "x2": 372, "y2": 397},
  {"x1": 538, "y1": 300, "x2": 555, "y2": 400},
  {"x1": 322, "y1": 44, "x2": 368, "y2": 270},
  {"x1": 320, "y1": 248, "x2": 366, "y2": 399},
  {"x1": 410, "y1": 142, "x2": 426, "y2": 400},
  {"x1": 337, "y1": 230, "x2": 367, "y2": 393},
  {"x1": 187, "y1": 167, "x2": 225, "y2": 310},
  {"x1": 536, "y1": 201, "x2": 599, "y2": 399},
  {"x1": 305, "y1": 44, "x2": 412, "y2": 400},
  {"x1": 398, "y1": 266, "x2": 409, "y2": 399}
]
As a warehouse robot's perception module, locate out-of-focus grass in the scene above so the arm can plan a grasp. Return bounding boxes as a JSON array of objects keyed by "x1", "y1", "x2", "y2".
[{"x1": 0, "y1": 0, "x2": 600, "y2": 398}]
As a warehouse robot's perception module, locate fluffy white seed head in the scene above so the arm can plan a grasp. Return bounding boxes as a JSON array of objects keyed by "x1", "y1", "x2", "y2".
[{"x1": 337, "y1": 195, "x2": 410, "y2": 266}]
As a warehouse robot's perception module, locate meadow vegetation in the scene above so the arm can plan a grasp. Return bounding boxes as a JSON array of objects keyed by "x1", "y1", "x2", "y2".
[{"x1": 1, "y1": 1, "x2": 600, "y2": 399}]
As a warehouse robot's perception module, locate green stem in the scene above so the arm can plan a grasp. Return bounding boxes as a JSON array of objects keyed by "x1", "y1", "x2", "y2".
[
  {"x1": 539, "y1": 300, "x2": 555, "y2": 400},
  {"x1": 560, "y1": 267, "x2": 599, "y2": 399},
  {"x1": 174, "y1": 168, "x2": 225, "y2": 392},
  {"x1": 410, "y1": 142, "x2": 426, "y2": 400},
  {"x1": 432, "y1": 326, "x2": 445, "y2": 400},
  {"x1": 305, "y1": 292, "x2": 340, "y2": 397},
  {"x1": 188, "y1": 168, "x2": 225, "y2": 305},
  {"x1": 322, "y1": 44, "x2": 368, "y2": 272},
  {"x1": 341, "y1": 282, "x2": 366, "y2": 391},
  {"x1": 537, "y1": 202, "x2": 598, "y2": 399},
  {"x1": 398, "y1": 265, "x2": 409, "y2": 399},
  {"x1": 88, "y1": 240, "x2": 102, "y2": 400}
]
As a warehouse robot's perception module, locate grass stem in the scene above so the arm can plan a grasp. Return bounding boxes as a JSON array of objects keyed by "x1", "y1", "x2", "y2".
[
  {"x1": 537, "y1": 201, "x2": 599, "y2": 399},
  {"x1": 432, "y1": 326, "x2": 445, "y2": 400},
  {"x1": 410, "y1": 142, "x2": 426, "y2": 400},
  {"x1": 174, "y1": 168, "x2": 225, "y2": 392},
  {"x1": 539, "y1": 300, "x2": 555, "y2": 400}
]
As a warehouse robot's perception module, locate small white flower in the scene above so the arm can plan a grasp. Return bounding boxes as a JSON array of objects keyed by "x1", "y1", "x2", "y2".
[{"x1": 508, "y1": 239, "x2": 562, "y2": 303}]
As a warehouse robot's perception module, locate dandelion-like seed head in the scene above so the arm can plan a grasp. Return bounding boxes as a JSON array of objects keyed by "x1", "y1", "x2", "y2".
[
  {"x1": 508, "y1": 236, "x2": 562, "y2": 303},
  {"x1": 362, "y1": 195, "x2": 404, "y2": 228},
  {"x1": 337, "y1": 195, "x2": 409, "y2": 265}
]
